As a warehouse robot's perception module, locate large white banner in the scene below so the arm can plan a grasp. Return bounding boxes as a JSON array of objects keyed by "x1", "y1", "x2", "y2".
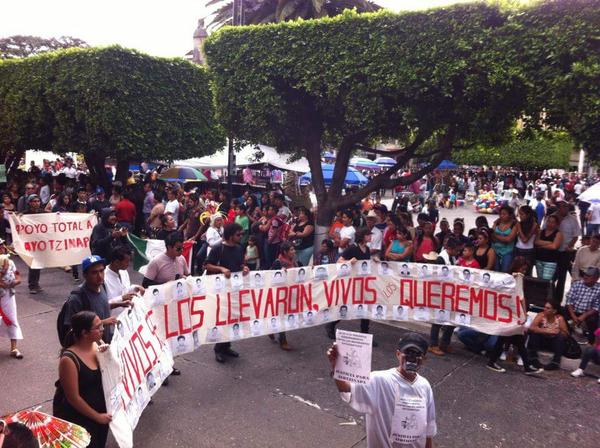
[
  {"x1": 7, "y1": 212, "x2": 97, "y2": 268},
  {"x1": 143, "y1": 261, "x2": 526, "y2": 357},
  {"x1": 98, "y1": 296, "x2": 174, "y2": 448}
]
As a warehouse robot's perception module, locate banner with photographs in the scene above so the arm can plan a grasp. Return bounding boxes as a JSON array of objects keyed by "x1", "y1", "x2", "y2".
[
  {"x1": 98, "y1": 296, "x2": 174, "y2": 448},
  {"x1": 142, "y1": 261, "x2": 526, "y2": 357}
]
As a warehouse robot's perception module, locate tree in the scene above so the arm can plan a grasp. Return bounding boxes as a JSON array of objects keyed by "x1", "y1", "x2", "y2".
[
  {"x1": 501, "y1": 0, "x2": 600, "y2": 160},
  {"x1": 0, "y1": 46, "x2": 224, "y2": 185},
  {"x1": 205, "y1": 4, "x2": 530, "y2": 242},
  {"x1": 205, "y1": 0, "x2": 380, "y2": 30},
  {"x1": 453, "y1": 133, "x2": 574, "y2": 170},
  {"x1": 0, "y1": 35, "x2": 88, "y2": 59}
]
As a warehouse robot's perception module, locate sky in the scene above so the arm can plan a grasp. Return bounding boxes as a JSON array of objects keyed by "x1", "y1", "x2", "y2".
[{"x1": 1, "y1": 0, "x2": 472, "y2": 58}]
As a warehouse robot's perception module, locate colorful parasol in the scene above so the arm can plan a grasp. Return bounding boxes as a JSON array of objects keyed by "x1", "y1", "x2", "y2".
[
  {"x1": 2, "y1": 408, "x2": 91, "y2": 448},
  {"x1": 158, "y1": 166, "x2": 208, "y2": 182}
]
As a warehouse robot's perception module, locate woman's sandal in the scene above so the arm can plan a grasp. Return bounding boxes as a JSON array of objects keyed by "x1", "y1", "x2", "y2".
[{"x1": 10, "y1": 349, "x2": 24, "y2": 359}]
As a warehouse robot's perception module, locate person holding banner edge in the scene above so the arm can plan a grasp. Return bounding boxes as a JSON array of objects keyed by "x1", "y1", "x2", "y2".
[
  {"x1": 327, "y1": 332, "x2": 436, "y2": 448},
  {"x1": 205, "y1": 222, "x2": 249, "y2": 363}
]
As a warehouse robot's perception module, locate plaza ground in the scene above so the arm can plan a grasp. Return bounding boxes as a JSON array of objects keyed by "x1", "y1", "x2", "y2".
[{"x1": 1, "y1": 205, "x2": 597, "y2": 448}]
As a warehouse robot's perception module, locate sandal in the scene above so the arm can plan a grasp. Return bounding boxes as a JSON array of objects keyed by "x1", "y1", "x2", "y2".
[{"x1": 10, "y1": 349, "x2": 24, "y2": 359}]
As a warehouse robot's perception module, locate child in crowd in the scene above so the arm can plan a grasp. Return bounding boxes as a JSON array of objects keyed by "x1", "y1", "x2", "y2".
[
  {"x1": 245, "y1": 235, "x2": 260, "y2": 271},
  {"x1": 457, "y1": 243, "x2": 480, "y2": 269}
]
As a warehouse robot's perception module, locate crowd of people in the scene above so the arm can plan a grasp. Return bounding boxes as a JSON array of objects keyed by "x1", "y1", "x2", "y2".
[{"x1": 2, "y1": 156, "x2": 600, "y2": 447}]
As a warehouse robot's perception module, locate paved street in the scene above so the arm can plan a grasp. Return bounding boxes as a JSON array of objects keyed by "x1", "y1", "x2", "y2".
[{"x1": 1, "y1": 206, "x2": 597, "y2": 448}]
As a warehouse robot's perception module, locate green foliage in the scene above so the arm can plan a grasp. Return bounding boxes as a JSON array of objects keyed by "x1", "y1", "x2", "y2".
[
  {"x1": 0, "y1": 35, "x2": 88, "y2": 59},
  {"x1": 0, "y1": 46, "x2": 224, "y2": 162},
  {"x1": 453, "y1": 134, "x2": 574, "y2": 169}
]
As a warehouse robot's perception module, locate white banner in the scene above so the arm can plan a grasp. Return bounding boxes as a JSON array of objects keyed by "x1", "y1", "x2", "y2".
[
  {"x1": 7, "y1": 212, "x2": 97, "y2": 268},
  {"x1": 143, "y1": 261, "x2": 526, "y2": 357},
  {"x1": 98, "y1": 296, "x2": 174, "y2": 448}
]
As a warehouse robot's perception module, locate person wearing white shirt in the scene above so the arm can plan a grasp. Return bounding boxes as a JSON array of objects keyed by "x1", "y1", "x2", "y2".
[
  {"x1": 365, "y1": 210, "x2": 382, "y2": 258},
  {"x1": 328, "y1": 332, "x2": 436, "y2": 448},
  {"x1": 104, "y1": 246, "x2": 144, "y2": 317},
  {"x1": 205, "y1": 215, "x2": 224, "y2": 256},
  {"x1": 60, "y1": 158, "x2": 78, "y2": 179},
  {"x1": 337, "y1": 211, "x2": 356, "y2": 254},
  {"x1": 164, "y1": 189, "x2": 180, "y2": 227}
]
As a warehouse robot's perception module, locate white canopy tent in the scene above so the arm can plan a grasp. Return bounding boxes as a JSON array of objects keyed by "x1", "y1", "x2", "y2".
[{"x1": 174, "y1": 144, "x2": 309, "y2": 173}]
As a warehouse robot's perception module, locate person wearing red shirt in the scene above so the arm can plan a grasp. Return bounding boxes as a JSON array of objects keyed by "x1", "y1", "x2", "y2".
[
  {"x1": 114, "y1": 192, "x2": 136, "y2": 231},
  {"x1": 457, "y1": 243, "x2": 481, "y2": 269}
]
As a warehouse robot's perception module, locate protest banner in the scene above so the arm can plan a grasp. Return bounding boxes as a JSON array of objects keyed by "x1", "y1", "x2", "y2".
[
  {"x1": 142, "y1": 261, "x2": 527, "y2": 357},
  {"x1": 98, "y1": 296, "x2": 174, "y2": 448},
  {"x1": 7, "y1": 212, "x2": 97, "y2": 268},
  {"x1": 334, "y1": 329, "x2": 373, "y2": 385}
]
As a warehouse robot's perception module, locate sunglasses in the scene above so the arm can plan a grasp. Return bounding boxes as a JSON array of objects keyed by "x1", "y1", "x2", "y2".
[{"x1": 174, "y1": 246, "x2": 183, "y2": 252}]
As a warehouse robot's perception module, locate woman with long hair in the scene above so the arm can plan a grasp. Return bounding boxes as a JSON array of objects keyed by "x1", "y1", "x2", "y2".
[
  {"x1": 534, "y1": 214, "x2": 563, "y2": 280},
  {"x1": 289, "y1": 206, "x2": 314, "y2": 267},
  {"x1": 491, "y1": 205, "x2": 517, "y2": 272},
  {"x1": 474, "y1": 228, "x2": 497, "y2": 271},
  {"x1": 51, "y1": 193, "x2": 72, "y2": 213},
  {"x1": 514, "y1": 205, "x2": 539, "y2": 275},
  {"x1": 53, "y1": 311, "x2": 111, "y2": 448},
  {"x1": 385, "y1": 227, "x2": 413, "y2": 262},
  {"x1": 413, "y1": 221, "x2": 437, "y2": 263}
]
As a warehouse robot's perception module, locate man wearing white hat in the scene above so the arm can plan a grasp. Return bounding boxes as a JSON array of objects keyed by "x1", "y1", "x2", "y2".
[{"x1": 365, "y1": 210, "x2": 382, "y2": 259}]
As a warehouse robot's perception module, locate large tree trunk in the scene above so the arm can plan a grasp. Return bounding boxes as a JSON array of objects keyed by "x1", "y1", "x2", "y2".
[
  {"x1": 115, "y1": 157, "x2": 130, "y2": 186},
  {"x1": 84, "y1": 150, "x2": 109, "y2": 190}
]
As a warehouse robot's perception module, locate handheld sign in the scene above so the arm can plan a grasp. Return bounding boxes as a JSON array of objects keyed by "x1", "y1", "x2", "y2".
[{"x1": 334, "y1": 329, "x2": 373, "y2": 385}]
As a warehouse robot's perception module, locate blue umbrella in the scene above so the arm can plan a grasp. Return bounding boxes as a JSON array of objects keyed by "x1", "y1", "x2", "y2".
[
  {"x1": 437, "y1": 160, "x2": 458, "y2": 170},
  {"x1": 374, "y1": 157, "x2": 397, "y2": 167},
  {"x1": 350, "y1": 157, "x2": 380, "y2": 170},
  {"x1": 323, "y1": 151, "x2": 336, "y2": 159},
  {"x1": 299, "y1": 163, "x2": 368, "y2": 186}
]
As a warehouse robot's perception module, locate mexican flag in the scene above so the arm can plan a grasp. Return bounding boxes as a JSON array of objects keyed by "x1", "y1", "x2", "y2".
[{"x1": 128, "y1": 234, "x2": 193, "y2": 275}]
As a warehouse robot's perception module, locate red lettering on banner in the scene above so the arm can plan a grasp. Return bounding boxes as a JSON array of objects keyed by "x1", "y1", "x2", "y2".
[
  {"x1": 120, "y1": 350, "x2": 135, "y2": 400},
  {"x1": 251, "y1": 289, "x2": 263, "y2": 318},
  {"x1": 469, "y1": 288, "x2": 484, "y2": 317},
  {"x1": 483, "y1": 290, "x2": 498, "y2": 321},
  {"x1": 145, "y1": 310, "x2": 165, "y2": 349},
  {"x1": 163, "y1": 304, "x2": 178, "y2": 339},
  {"x1": 130, "y1": 330, "x2": 153, "y2": 376},
  {"x1": 137, "y1": 324, "x2": 159, "y2": 368},
  {"x1": 364, "y1": 277, "x2": 377, "y2": 304},
  {"x1": 339, "y1": 278, "x2": 352, "y2": 305},
  {"x1": 190, "y1": 296, "x2": 205, "y2": 329},
  {"x1": 399, "y1": 279, "x2": 413, "y2": 307},
  {"x1": 323, "y1": 280, "x2": 336, "y2": 307},
  {"x1": 497, "y1": 293, "x2": 512, "y2": 323},
  {"x1": 427, "y1": 281, "x2": 441, "y2": 309},
  {"x1": 440, "y1": 282, "x2": 455, "y2": 310},
  {"x1": 87, "y1": 220, "x2": 93, "y2": 229},
  {"x1": 301, "y1": 283, "x2": 313, "y2": 311},
  {"x1": 352, "y1": 278, "x2": 364, "y2": 304},
  {"x1": 275, "y1": 286, "x2": 288, "y2": 315},
  {"x1": 177, "y1": 298, "x2": 192, "y2": 334},
  {"x1": 264, "y1": 289, "x2": 275, "y2": 317},
  {"x1": 226, "y1": 292, "x2": 237, "y2": 324},
  {"x1": 288, "y1": 285, "x2": 300, "y2": 313},
  {"x1": 515, "y1": 295, "x2": 524, "y2": 324},
  {"x1": 414, "y1": 281, "x2": 427, "y2": 307},
  {"x1": 215, "y1": 294, "x2": 226, "y2": 325},
  {"x1": 455, "y1": 285, "x2": 469, "y2": 312},
  {"x1": 238, "y1": 290, "x2": 251, "y2": 322}
]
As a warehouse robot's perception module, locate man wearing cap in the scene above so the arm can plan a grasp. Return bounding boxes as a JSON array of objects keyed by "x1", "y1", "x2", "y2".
[
  {"x1": 90, "y1": 186, "x2": 110, "y2": 214},
  {"x1": 60, "y1": 255, "x2": 118, "y2": 343},
  {"x1": 327, "y1": 332, "x2": 436, "y2": 448},
  {"x1": 365, "y1": 211, "x2": 382, "y2": 258},
  {"x1": 565, "y1": 267, "x2": 600, "y2": 344},
  {"x1": 555, "y1": 200, "x2": 581, "y2": 299}
]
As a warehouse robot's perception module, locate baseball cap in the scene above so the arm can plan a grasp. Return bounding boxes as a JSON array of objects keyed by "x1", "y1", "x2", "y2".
[
  {"x1": 95, "y1": 186, "x2": 105, "y2": 194},
  {"x1": 583, "y1": 267, "x2": 600, "y2": 277},
  {"x1": 82, "y1": 255, "x2": 106, "y2": 273},
  {"x1": 397, "y1": 332, "x2": 429, "y2": 354}
]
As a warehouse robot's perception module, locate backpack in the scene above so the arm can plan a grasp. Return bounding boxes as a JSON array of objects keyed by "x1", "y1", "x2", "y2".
[{"x1": 56, "y1": 286, "x2": 91, "y2": 346}]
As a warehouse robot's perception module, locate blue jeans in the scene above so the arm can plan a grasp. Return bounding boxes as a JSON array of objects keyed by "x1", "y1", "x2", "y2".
[
  {"x1": 586, "y1": 223, "x2": 600, "y2": 236},
  {"x1": 296, "y1": 246, "x2": 313, "y2": 267},
  {"x1": 495, "y1": 251, "x2": 514, "y2": 273},
  {"x1": 456, "y1": 327, "x2": 498, "y2": 354}
]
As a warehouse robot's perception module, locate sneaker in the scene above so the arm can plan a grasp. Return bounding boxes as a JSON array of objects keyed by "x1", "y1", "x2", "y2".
[
  {"x1": 571, "y1": 368, "x2": 585, "y2": 378},
  {"x1": 486, "y1": 362, "x2": 506, "y2": 373},
  {"x1": 499, "y1": 351, "x2": 507, "y2": 361},
  {"x1": 531, "y1": 359, "x2": 543, "y2": 370},
  {"x1": 543, "y1": 363, "x2": 559, "y2": 371},
  {"x1": 525, "y1": 366, "x2": 543, "y2": 375},
  {"x1": 428, "y1": 346, "x2": 445, "y2": 356},
  {"x1": 517, "y1": 357, "x2": 523, "y2": 366}
]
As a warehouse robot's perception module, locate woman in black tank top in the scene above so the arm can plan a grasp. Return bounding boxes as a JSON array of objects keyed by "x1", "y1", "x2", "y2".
[
  {"x1": 54, "y1": 311, "x2": 109, "y2": 448},
  {"x1": 475, "y1": 228, "x2": 496, "y2": 270}
]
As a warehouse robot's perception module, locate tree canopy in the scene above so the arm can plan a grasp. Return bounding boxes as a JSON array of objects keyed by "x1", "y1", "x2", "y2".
[
  {"x1": 0, "y1": 46, "x2": 224, "y2": 183},
  {"x1": 205, "y1": 0, "x2": 380, "y2": 30},
  {"x1": 205, "y1": 0, "x2": 600, "y2": 225},
  {"x1": 0, "y1": 35, "x2": 88, "y2": 59}
]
